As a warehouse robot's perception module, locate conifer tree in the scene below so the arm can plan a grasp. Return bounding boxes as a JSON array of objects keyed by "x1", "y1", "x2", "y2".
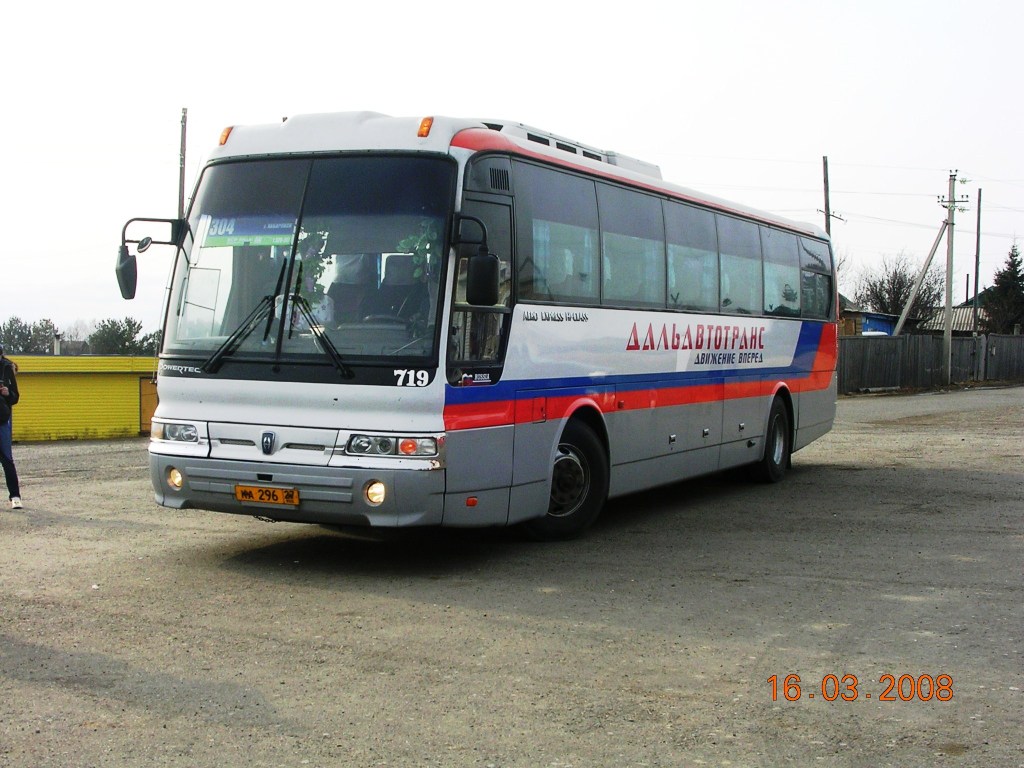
[{"x1": 982, "y1": 244, "x2": 1024, "y2": 334}]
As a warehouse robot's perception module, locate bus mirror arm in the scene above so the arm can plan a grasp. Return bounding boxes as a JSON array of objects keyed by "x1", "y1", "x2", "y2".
[
  {"x1": 117, "y1": 217, "x2": 186, "y2": 301},
  {"x1": 451, "y1": 214, "x2": 487, "y2": 247},
  {"x1": 452, "y1": 215, "x2": 500, "y2": 306}
]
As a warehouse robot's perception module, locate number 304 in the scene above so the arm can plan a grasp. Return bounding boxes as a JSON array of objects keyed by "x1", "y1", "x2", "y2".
[{"x1": 394, "y1": 369, "x2": 429, "y2": 387}]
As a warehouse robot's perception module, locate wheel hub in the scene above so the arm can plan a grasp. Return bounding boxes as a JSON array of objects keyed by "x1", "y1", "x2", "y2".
[{"x1": 549, "y1": 446, "x2": 588, "y2": 517}]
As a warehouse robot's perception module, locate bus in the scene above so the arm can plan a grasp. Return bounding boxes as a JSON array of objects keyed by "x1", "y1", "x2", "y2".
[{"x1": 116, "y1": 112, "x2": 837, "y2": 540}]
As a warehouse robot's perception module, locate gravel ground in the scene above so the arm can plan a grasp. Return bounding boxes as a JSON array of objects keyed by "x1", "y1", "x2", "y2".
[{"x1": 1, "y1": 386, "x2": 1022, "y2": 767}]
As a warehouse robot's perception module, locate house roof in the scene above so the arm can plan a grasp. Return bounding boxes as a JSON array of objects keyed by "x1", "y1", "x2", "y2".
[
  {"x1": 916, "y1": 306, "x2": 989, "y2": 332},
  {"x1": 955, "y1": 287, "x2": 994, "y2": 308}
]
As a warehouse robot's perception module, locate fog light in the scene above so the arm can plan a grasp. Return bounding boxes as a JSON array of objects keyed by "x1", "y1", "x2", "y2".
[
  {"x1": 365, "y1": 480, "x2": 386, "y2": 506},
  {"x1": 167, "y1": 467, "x2": 184, "y2": 491}
]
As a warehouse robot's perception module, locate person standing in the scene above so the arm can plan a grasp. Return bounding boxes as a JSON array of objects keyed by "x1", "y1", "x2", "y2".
[{"x1": 0, "y1": 343, "x2": 22, "y2": 510}]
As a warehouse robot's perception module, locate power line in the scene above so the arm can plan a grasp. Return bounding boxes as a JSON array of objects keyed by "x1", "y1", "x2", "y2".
[
  {"x1": 842, "y1": 212, "x2": 1017, "y2": 239},
  {"x1": 843, "y1": 213, "x2": 941, "y2": 229},
  {"x1": 833, "y1": 190, "x2": 936, "y2": 198},
  {"x1": 666, "y1": 152, "x2": 952, "y2": 175}
]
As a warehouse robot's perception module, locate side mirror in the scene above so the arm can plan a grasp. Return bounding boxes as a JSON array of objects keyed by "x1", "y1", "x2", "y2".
[
  {"x1": 466, "y1": 245, "x2": 500, "y2": 306},
  {"x1": 116, "y1": 244, "x2": 138, "y2": 300},
  {"x1": 116, "y1": 217, "x2": 186, "y2": 301}
]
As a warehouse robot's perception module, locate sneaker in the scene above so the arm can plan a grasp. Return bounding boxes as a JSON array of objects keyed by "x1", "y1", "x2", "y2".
[{"x1": 10, "y1": 497, "x2": 22, "y2": 510}]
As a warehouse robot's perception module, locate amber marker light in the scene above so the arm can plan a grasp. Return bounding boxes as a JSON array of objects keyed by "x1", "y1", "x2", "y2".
[
  {"x1": 219, "y1": 126, "x2": 234, "y2": 146},
  {"x1": 417, "y1": 117, "x2": 434, "y2": 137}
]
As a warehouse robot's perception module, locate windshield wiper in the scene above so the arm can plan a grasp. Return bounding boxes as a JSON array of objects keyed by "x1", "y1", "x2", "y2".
[
  {"x1": 288, "y1": 294, "x2": 354, "y2": 379},
  {"x1": 201, "y1": 260, "x2": 289, "y2": 374},
  {"x1": 201, "y1": 296, "x2": 275, "y2": 374}
]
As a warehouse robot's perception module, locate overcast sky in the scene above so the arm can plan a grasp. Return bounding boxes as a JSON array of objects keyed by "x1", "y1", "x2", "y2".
[{"x1": 3, "y1": 0, "x2": 1021, "y2": 334}]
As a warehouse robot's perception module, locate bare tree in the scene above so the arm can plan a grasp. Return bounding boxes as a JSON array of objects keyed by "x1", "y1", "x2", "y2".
[
  {"x1": 61, "y1": 319, "x2": 93, "y2": 342},
  {"x1": 834, "y1": 248, "x2": 853, "y2": 296},
  {"x1": 855, "y1": 252, "x2": 943, "y2": 325}
]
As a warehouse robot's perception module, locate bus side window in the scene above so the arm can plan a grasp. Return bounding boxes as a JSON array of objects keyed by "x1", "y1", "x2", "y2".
[
  {"x1": 597, "y1": 182, "x2": 665, "y2": 309},
  {"x1": 761, "y1": 227, "x2": 800, "y2": 317},
  {"x1": 717, "y1": 214, "x2": 762, "y2": 315},
  {"x1": 799, "y1": 237, "x2": 834, "y2": 319},
  {"x1": 665, "y1": 201, "x2": 718, "y2": 312},
  {"x1": 514, "y1": 161, "x2": 600, "y2": 305},
  {"x1": 545, "y1": 248, "x2": 575, "y2": 299}
]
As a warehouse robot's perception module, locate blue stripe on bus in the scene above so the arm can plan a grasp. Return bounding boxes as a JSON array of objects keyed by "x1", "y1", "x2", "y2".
[{"x1": 446, "y1": 321, "x2": 828, "y2": 406}]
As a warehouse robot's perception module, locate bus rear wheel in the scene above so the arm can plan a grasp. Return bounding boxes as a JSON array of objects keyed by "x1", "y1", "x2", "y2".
[
  {"x1": 752, "y1": 397, "x2": 790, "y2": 483},
  {"x1": 523, "y1": 420, "x2": 608, "y2": 540}
]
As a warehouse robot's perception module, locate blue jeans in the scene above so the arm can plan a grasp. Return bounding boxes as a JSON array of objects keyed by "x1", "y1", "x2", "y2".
[{"x1": 0, "y1": 417, "x2": 19, "y2": 499}]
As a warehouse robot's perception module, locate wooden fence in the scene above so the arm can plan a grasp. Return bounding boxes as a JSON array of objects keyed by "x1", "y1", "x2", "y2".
[{"x1": 837, "y1": 334, "x2": 1024, "y2": 393}]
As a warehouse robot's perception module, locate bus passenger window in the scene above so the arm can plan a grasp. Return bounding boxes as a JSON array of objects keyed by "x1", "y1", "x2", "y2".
[
  {"x1": 597, "y1": 183, "x2": 665, "y2": 308},
  {"x1": 761, "y1": 227, "x2": 800, "y2": 317},
  {"x1": 545, "y1": 248, "x2": 574, "y2": 298},
  {"x1": 602, "y1": 235, "x2": 665, "y2": 308},
  {"x1": 717, "y1": 215, "x2": 762, "y2": 315},
  {"x1": 514, "y1": 161, "x2": 600, "y2": 304},
  {"x1": 665, "y1": 202, "x2": 718, "y2": 312},
  {"x1": 528, "y1": 221, "x2": 598, "y2": 302},
  {"x1": 799, "y1": 237, "x2": 834, "y2": 319}
]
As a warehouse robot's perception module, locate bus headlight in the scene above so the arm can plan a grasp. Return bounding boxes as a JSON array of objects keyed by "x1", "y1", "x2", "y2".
[
  {"x1": 152, "y1": 421, "x2": 200, "y2": 443},
  {"x1": 347, "y1": 434, "x2": 437, "y2": 457}
]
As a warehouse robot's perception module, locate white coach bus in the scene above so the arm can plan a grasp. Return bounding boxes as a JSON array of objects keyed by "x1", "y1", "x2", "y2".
[{"x1": 116, "y1": 112, "x2": 837, "y2": 539}]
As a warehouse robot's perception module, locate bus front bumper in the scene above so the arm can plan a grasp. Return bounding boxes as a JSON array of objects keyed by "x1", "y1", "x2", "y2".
[{"x1": 149, "y1": 454, "x2": 445, "y2": 527}]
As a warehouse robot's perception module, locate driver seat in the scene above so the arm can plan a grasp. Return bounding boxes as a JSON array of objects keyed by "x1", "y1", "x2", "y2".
[{"x1": 367, "y1": 254, "x2": 427, "y2": 319}]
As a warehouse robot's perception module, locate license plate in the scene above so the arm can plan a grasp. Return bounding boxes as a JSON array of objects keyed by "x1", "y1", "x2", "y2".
[{"x1": 234, "y1": 485, "x2": 300, "y2": 506}]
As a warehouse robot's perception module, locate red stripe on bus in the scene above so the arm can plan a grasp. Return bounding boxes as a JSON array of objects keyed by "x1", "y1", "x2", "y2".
[
  {"x1": 442, "y1": 400, "x2": 516, "y2": 431},
  {"x1": 792, "y1": 323, "x2": 838, "y2": 393},
  {"x1": 443, "y1": 373, "x2": 832, "y2": 432}
]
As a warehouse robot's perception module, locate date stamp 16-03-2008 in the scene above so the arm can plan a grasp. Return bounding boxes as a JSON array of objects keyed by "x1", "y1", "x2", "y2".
[{"x1": 768, "y1": 674, "x2": 953, "y2": 703}]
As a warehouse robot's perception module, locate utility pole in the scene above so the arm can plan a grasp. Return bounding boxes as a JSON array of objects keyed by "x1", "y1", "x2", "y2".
[
  {"x1": 938, "y1": 171, "x2": 969, "y2": 385},
  {"x1": 178, "y1": 108, "x2": 188, "y2": 219},
  {"x1": 894, "y1": 171, "x2": 968, "y2": 340},
  {"x1": 819, "y1": 156, "x2": 845, "y2": 235},
  {"x1": 822, "y1": 156, "x2": 832, "y2": 236},
  {"x1": 973, "y1": 188, "x2": 982, "y2": 334}
]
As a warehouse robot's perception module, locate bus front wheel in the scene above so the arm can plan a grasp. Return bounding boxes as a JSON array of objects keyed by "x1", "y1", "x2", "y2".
[{"x1": 523, "y1": 420, "x2": 608, "y2": 540}]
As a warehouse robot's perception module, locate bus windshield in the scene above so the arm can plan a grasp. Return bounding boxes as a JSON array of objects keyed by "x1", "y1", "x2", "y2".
[{"x1": 164, "y1": 155, "x2": 455, "y2": 365}]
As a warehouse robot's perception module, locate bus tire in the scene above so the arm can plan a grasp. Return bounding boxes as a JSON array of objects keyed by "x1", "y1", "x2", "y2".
[
  {"x1": 523, "y1": 420, "x2": 609, "y2": 541},
  {"x1": 753, "y1": 397, "x2": 790, "y2": 483}
]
